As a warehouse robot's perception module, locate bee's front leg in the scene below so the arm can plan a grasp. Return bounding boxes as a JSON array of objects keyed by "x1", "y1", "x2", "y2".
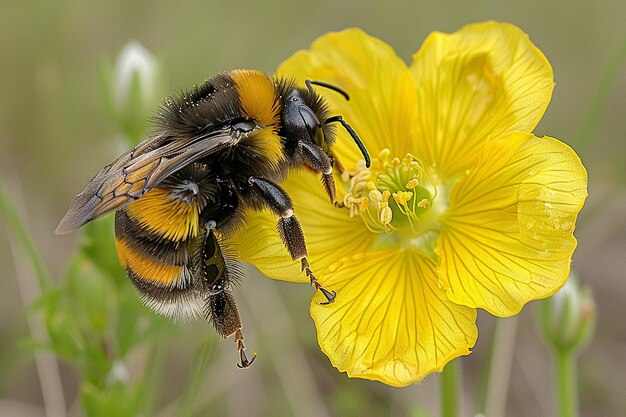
[
  {"x1": 247, "y1": 177, "x2": 336, "y2": 304},
  {"x1": 297, "y1": 141, "x2": 344, "y2": 208}
]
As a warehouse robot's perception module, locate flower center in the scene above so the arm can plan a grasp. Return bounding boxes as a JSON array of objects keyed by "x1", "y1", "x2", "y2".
[{"x1": 343, "y1": 148, "x2": 445, "y2": 256}]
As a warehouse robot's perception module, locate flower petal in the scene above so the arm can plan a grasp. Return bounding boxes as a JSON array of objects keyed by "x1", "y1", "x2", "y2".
[
  {"x1": 277, "y1": 28, "x2": 418, "y2": 169},
  {"x1": 438, "y1": 133, "x2": 588, "y2": 316},
  {"x1": 235, "y1": 169, "x2": 373, "y2": 282},
  {"x1": 410, "y1": 21, "x2": 554, "y2": 180},
  {"x1": 311, "y1": 249, "x2": 477, "y2": 386}
]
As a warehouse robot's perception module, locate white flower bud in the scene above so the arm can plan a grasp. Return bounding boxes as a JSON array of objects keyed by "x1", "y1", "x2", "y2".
[{"x1": 114, "y1": 41, "x2": 158, "y2": 111}]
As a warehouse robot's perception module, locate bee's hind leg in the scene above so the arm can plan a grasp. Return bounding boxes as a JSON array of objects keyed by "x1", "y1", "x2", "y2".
[
  {"x1": 203, "y1": 229, "x2": 256, "y2": 368},
  {"x1": 234, "y1": 328, "x2": 256, "y2": 369},
  {"x1": 247, "y1": 177, "x2": 336, "y2": 304},
  {"x1": 204, "y1": 281, "x2": 257, "y2": 368}
]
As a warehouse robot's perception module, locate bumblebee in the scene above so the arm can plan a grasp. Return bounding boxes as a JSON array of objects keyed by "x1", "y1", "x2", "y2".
[{"x1": 56, "y1": 69, "x2": 370, "y2": 368}]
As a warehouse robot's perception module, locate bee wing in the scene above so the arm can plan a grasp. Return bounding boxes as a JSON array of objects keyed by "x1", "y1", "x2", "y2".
[{"x1": 56, "y1": 129, "x2": 236, "y2": 235}]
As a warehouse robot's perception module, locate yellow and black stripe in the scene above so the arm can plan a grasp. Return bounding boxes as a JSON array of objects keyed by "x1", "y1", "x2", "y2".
[{"x1": 114, "y1": 163, "x2": 212, "y2": 320}]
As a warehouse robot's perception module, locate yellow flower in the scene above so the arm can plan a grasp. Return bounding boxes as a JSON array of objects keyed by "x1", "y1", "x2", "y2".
[{"x1": 235, "y1": 22, "x2": 588, "y2": 386}]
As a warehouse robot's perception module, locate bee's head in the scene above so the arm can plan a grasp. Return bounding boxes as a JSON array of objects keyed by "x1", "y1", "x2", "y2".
[
  {"x1": 281, "y1": 80, "x2": 370, "y2": 168},
  {"x1": 282, "y1": 88, "x2": 332, "y2": 153}
]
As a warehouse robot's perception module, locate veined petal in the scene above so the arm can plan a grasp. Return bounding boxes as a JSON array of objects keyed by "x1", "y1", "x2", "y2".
[
  {"x1": 277, "y1": 28, "x2": 419, "y2": 168},
  {"x1": 235, "y1": 169, "x2": 373, "y2": 282},
  {"x1": 438, "y1": 133, "x2": 588, "y2": 316},
  {"x1": 311, "y1": 249, "x2": 477, "y2": 386},
  {"x1": 410, "y1": 22, "x2": 554, "y2": 180},
  {"x1": 234, "y1": 209, "x2": 303, "y2": 282}
]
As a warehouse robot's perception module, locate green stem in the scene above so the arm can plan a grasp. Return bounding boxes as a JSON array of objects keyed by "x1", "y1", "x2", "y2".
[
  {"x1": 482, "y1": 316, "x2": 518, "y2": 417},
  {"x1": 138, "y1": 333, "x2": 166, "y2": 417},
  {"x1": 440, "y1": 360, "x2": 460, "y2": 417},
  {"x1": 555, "y1": 349, "x2": 578, "y2": 417},
  {"x1": 179, "y1": 338, "x2": 215, "y2": 417},
  {"x1": 0, "y1": 182, "x2": 51, "y2": 291}
]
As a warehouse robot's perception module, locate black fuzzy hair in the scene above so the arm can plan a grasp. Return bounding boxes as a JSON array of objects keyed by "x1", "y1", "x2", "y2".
[{"x1": 155, "y1": 73, "x2": 242, "y2": 137}]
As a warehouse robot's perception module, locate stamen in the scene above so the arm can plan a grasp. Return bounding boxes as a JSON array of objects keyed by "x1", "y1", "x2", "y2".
[
  {"x1": 406, "y1": 178, "x2": 419, "y2": 189},
  {"x1": 380, "y1": 206, "x2": 393, "y2": 225},
  {"x1": 393, "y1": 191, "x2": 413, "y2": 205},
  {"x1": 359, "y1": 197, "x2": 369, "y2": 211},
  {"x1": 378, "y1": 148, "x2": 391, "y2": 162},
  {"x1": 369, "y1": 189, "x2": 383, "y2": 202},
  {"x1": 418, "y1": 199, "x2": 430, "y2": 208},
  {"x1": 342, "y1": 147, "x2": 436, "y2": 235}
]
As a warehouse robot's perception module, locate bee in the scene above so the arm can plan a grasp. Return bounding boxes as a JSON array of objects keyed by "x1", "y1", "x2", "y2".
[{"x1": 56, "y1": 70, "x2": 370, "y2": 368}]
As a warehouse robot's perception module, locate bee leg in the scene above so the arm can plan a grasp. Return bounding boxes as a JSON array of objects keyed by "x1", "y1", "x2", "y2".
[
  {"x1": 234, "y1": 328, "x2": 256, "y2": 369},
  {"x1": 205, "y1": 286, "x2": 256, "y2": 368},
  {"x1": 297, "y1": 141, "x2": 344, "y2": 208},
  {"x1": 321, "y1": 173, "x2": 344, "y2": 209},
  {"x1": 203, "y1": 231, "x2": 256, "y2": 368},
  {"x1": 301, "y1": 258, "x2": 336, "y2": 305},
  {"x1": 248, "y1": 177, "x2": 336, "y2": 304}
]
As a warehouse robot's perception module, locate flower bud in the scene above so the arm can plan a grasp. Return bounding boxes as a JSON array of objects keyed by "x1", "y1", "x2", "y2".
[
  {"x1": 538, "y1": 273, "x2": 595, "y2": 353},
  {"x1": 103, "y1": 41, "x2": 160, "y2": 142},
  {"x1": 114, "y1": 41, "x2": 158, "y2": 111},
  {"x1": 106, "y1": 359, "x2": 130, "y2": 385}
]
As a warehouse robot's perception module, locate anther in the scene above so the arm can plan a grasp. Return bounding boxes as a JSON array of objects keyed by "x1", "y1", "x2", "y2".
[
  {"x1": 406, "y1": 178, "x2": 419, "y2": 189},
  {"x1": 369, "y1": 189, "x2": 383, "y2": 202},
  {"x1": 402, "y1": 153, "x2": 415, "y2": 165},
  {"x1": 380, "y1": 206, "x2": 393, "y2": 225},
  {"x1": 393, "y1": 191, "x2": 413, "y2": 205},
  {"x1": 417, "y1": 199, "x2": 430, "y2": 208},
  {"x1": 359, "y1": 197, "x2": 370, "y2": 211}
]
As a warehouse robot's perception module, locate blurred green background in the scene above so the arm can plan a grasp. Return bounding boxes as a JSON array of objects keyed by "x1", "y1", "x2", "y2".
[{"x1": 2, "y1": 1, "x2": 625, "y2": 416}]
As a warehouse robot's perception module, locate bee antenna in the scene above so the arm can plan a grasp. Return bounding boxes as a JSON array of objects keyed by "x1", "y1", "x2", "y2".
[
  {"x1": 324, "y1": 115, "x2": 370, "y2": 168},
  {"x1": 305, "y1": 80, "x2": 350, "y2": 101}
]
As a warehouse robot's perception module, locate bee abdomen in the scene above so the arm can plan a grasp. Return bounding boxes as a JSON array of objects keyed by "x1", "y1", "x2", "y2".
[
  {"x1": 128, "y1": 268, "x2": 206, "y2": 321},
  {"x1": 123, "y1": 186, "x2": 202, "y2": 242},
  {"x1": 114, "y1": 172, "x2": 211, "y2": 321},
  {"x1": 115, "y1": 209, "x2": 200, "y2": 265}
]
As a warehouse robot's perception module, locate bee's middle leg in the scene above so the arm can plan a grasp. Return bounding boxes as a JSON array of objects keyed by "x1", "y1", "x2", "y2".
[{"x1": 247, "y1": 177, "x2": 336, "y2": 304}]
